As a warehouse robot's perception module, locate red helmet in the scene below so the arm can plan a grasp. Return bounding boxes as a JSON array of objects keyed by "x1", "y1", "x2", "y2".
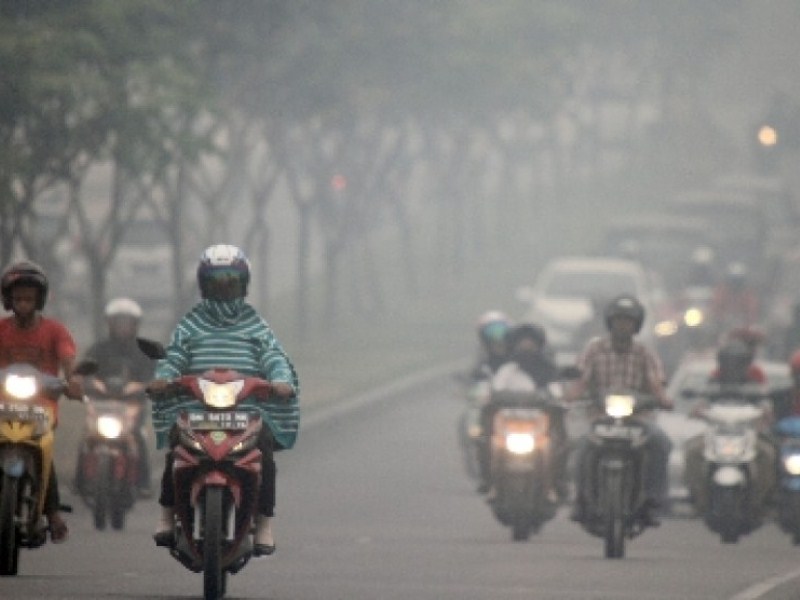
[{"x1": 1, "y1": 261, "x2": 49, "y2": 311}]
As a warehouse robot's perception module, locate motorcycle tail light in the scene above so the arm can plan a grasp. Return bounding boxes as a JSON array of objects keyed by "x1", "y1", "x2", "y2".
[
  {"x1": 784, "y1": 454, "x2": 800, "y2": 475},
  {"x1": 198, "y1": 380, "x2": 244, "y2": 408},
  {"x1": 605, "y1": 394, "x2": 634, "y2": 418},
  {"x1": 4, "y1": 374, "x2": 37, "y2": 399},
  {"x1": 505, "y1": 433, "x2": 535, "y2": 455},
  {"x1": 97, "y1": 415, "x2": 123, "y2": 439}
]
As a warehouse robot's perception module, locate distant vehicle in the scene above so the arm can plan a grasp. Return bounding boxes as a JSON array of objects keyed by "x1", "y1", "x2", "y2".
[
  {"x1": 516, "y1": 256, "x2": 659, "y2": 367},
  {"x1": 601, "y1": 213, "x2": 712, "y2": 294},
  {"x1": 658, "y1": 356, "x2": 790, "y2": 503},
  {"x1": 667, "y1": 190, "x2": 768, "y2": 278}
]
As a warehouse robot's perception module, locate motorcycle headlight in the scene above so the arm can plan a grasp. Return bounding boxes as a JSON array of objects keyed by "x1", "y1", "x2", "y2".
[
  {"x1": 605, "y1": 394, "x2": 635, "y2": 418},
  {"x1": 198, "y1": 379, "x2": 244, "y2": 409},
  {"x1": 715, "y1": 435, "x2": 746, "y2": 459},
  {"x1": 4, "y1": 374, "x2": 38, "y2": 399},
  {"x1": 97, "y1": 415, "x2": 123, "y2": 439},
  {"x1": 684, "y1": 308, "x2": 704, "y2": 328},
  {"x1": 784, "y1": 454, "x2": 800, "y2": 475},
  {"x1": 505, "y1": 433, "x2": 535, "y2": 455}
]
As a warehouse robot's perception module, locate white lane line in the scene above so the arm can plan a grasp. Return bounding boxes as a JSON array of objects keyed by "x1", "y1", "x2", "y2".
[
  {"x1": 729, "y1": 567, "x2": 800, "y2": 600},
  {"x1": 301, "y1": 359, "x2": 466, "y2": 430}
]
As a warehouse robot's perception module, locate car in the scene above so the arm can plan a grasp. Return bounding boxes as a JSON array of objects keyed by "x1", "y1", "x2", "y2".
[
  {"x1": 516, "y1": 256, "x2": 660, "y2": 367},
  {"x1": 601, "y1": 213, "x2": 713, "y2": 294},
  {"x1": 658, "y1": 354, "x2": 791, "y2": 504}
]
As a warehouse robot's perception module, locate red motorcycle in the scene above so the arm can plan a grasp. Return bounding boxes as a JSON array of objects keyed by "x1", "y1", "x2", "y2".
[
  {"x1": 141, "y1": 338, "x2": 272, "y2": 600},
  {"x1": 75, "y1": 376, "x2": 146, "y2": 531}
]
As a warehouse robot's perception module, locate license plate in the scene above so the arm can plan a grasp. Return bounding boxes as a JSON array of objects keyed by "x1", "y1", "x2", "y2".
[
  {"x1": 0, "y1": 403, "x2": 47, "y2": 422},
  {"x1": 188, "y1": 411, "x2": 250, "y2": 430},
  {"x1": 593, "y1": 422, "x2": 643, "y2": 439}
]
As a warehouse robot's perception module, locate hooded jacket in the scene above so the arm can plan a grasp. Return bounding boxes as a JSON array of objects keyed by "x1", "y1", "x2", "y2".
[{"x1": 153, "y1": 298, "x2": 299, "y2": 450}]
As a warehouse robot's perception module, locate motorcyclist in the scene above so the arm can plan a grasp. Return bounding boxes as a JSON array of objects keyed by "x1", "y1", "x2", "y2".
[
  {"x1": 684, "y1": 245, "x2": 717, "y2": 289},
  {"x1": 486, "y1": 323, "x2": 568, "y2": 501},
  {"x1": 769, "y1": 349, "x2": 800, "y2": 421},
  {"x1": 469, "y1": 310, "x2": 513, "y2": 380},
  {"x1": 566, "y1": 294, "x2": 673, "y2": 526},
  {"x1": 709, "y1": 262, "x2": 760, "y2": 335},
  {"x1": 684, "y1": 339, "x2": 776, "y2": 512},
  {"x1": 77, "y1": 297, "x2": 154, "y2": 497},
  {"x1": 148, "y1": 244, "x2": 298, "y2": 557},
  {"x1": 0, "y1": 261, "x2": 84, "y2": 543}
]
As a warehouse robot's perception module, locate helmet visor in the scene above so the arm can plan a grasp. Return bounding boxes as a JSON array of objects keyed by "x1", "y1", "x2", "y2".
[
  {"x1": 481, "y1": 321, "x2": 509, "y2": 343},
  {"x1": 202, "y1": 268, "x2": 246, "y2": 300}
]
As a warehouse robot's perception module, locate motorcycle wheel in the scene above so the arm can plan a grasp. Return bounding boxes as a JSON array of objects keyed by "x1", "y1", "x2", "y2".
[
  {"x1": 0, "y1": 475, "x2": 20, "y2": 576},
  {"x1": 788, "y1": 494, "x2": 800, "y2": 546},
  {"x1": 93, "y1": 455, "x2": 111, "y2": 531},
  {"x1": 713, "y1": 487, "x2": 741, "y2": 544},
  {"x1": 110, "y1": 503, "x2": 125, "y2": 531},
  {"x1": 603, "y1": 469, "x2": 625, "y2": 559},
  {"x1": 511, "y1": 517, "x2": 532, "y2": 542},
  {"x1": 203, "y1": 487, "x2": 225, "y2": 600}
]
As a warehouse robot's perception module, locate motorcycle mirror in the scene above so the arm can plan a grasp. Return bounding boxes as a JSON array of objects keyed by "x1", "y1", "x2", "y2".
[{"x1": 137, "y1": 337, "x2": 167, "y2": 360}]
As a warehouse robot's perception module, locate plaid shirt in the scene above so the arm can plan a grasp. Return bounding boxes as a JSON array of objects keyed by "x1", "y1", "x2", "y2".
[{"x1": 577, "y1": 336, "x2": 664, "y2": 401}]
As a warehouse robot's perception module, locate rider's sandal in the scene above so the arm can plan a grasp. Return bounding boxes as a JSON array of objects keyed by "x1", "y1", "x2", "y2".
[
  {"x1": 253, "y1": 516, "x2": 276, "y2": 556},
  {"x1": 49, "y1": 518, "x2": 69, "y2": 544}
]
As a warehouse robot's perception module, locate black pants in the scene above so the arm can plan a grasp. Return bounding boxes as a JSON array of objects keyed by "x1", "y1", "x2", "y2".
[
  {"x1": 159, "y1": 426, "x2": 276, "y2": 517},
  {"x1": 43, "y1": 466, "x2": 60, "y2": 515}
]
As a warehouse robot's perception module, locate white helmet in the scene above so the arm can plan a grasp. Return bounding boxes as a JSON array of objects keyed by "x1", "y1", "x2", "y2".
[{"x1": 104, "y1": 297, "x2": 143, "y2": 319}]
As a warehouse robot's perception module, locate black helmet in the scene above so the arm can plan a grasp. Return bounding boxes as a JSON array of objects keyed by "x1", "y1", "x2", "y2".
[
  {"x1": 508, "y1": 323, "x2": 547, "y2": 349},
  {"x1": 1, "y1": 261, "x2": 49, "y2": 310},
  {"x1": 197, "y1": 244, "x2": 251, "y2": 300},
  {"x1": 717, "y1": 339, "x2": 754, "y2": 375},
  {"x1": 603, "y1": 294, "x2": 645, "y2": 333}
]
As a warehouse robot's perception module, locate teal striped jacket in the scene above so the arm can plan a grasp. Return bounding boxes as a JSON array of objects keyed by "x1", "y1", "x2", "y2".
[{"x1": 152, "y1": 299, "x2": 299, "y2": 450}]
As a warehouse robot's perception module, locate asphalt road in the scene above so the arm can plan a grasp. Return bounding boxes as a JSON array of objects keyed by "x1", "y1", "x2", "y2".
[{"x1": 5, "y1": 369, "x2": 800, "y2": 600}]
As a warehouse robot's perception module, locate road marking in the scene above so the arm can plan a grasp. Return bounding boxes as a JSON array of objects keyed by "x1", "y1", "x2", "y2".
[
  {"x1": 301, "y1": 359, "x2": 466, "y2": 429},
  {"x1": 730, "y1": 567, "x2": 800, "y2": 600}
]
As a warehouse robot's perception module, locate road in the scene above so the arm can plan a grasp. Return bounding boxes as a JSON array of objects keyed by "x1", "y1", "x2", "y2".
[{"x1": 5, "y1": 370, "x2": 800, "y2": 599}]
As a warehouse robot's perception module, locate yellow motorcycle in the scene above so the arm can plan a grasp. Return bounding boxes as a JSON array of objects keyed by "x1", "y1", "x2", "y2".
[{"x1": 0, "y1": 361, "x2": 94, "y2": 576}]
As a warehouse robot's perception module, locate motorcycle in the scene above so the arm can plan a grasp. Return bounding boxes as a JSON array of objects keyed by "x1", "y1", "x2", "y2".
[
  {"x1": 140, "y1": 339, "x2": 273, "y2": 600},
  {"x1": 579, "y1": 392, "x2": 659, "y2": 559},
  {"x1": 774, "y1": 415, "x2": 800, "y2": 544},
  {"x1": 0, "y1": 360, "x2": 95, "y2": 576},
  {"x1": 685, "y1": 384, "x2": 771, "y2": 544},
  {"x1": 487, "y1": 387, "x2": 562, "y2": 541},
  {"x1": 75, "y1": 376, "x2": 146, "y2": 531}
]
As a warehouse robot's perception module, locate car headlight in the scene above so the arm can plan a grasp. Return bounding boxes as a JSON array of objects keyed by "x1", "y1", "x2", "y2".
[
  {"x1": 505, "y1": 433, "x2": 535, "y2": 455},
  {"x1": 198, "y1": 380, "x2": 244, "y2": 408},
  {"x1": 605, "y1": 394, "x2": 635, "y2": 418},
  {"x1": 4, "y1": 375, "x2": 38, "y2": 399},
  {"x1": 97, "y1": 415, "x2": 123, "y2": 439},
  {"x1": 683, "y1": 308, "x2": 704, "y2": 328},
  {"x1": 784, "y1": 454, "x2": 800, "y2": 475},
  {"x1": 654, "y1": 320, "x2": 678, "y2": 337}
]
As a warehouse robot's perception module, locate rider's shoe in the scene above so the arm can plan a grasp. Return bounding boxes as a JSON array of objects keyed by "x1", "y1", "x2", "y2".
[
  {"x1": 153, "y1": 506, "x2": 175, "y2": 547},
  {"x1": 253, "y1": 515, "x2": 275, "y2": 556},
  {"x1": 47, "y1": 512, "x2": 69, "y2": 544}
]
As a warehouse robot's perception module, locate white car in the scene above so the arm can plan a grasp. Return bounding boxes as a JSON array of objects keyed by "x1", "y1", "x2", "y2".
[{"x1": 516, "y1": 256, "x2": 659, "y2": 366}]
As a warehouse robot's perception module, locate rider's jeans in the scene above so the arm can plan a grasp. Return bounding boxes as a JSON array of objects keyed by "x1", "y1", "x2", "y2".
[{"x1": 575, "y1": 420, "x2": 673, "y2": 509}]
